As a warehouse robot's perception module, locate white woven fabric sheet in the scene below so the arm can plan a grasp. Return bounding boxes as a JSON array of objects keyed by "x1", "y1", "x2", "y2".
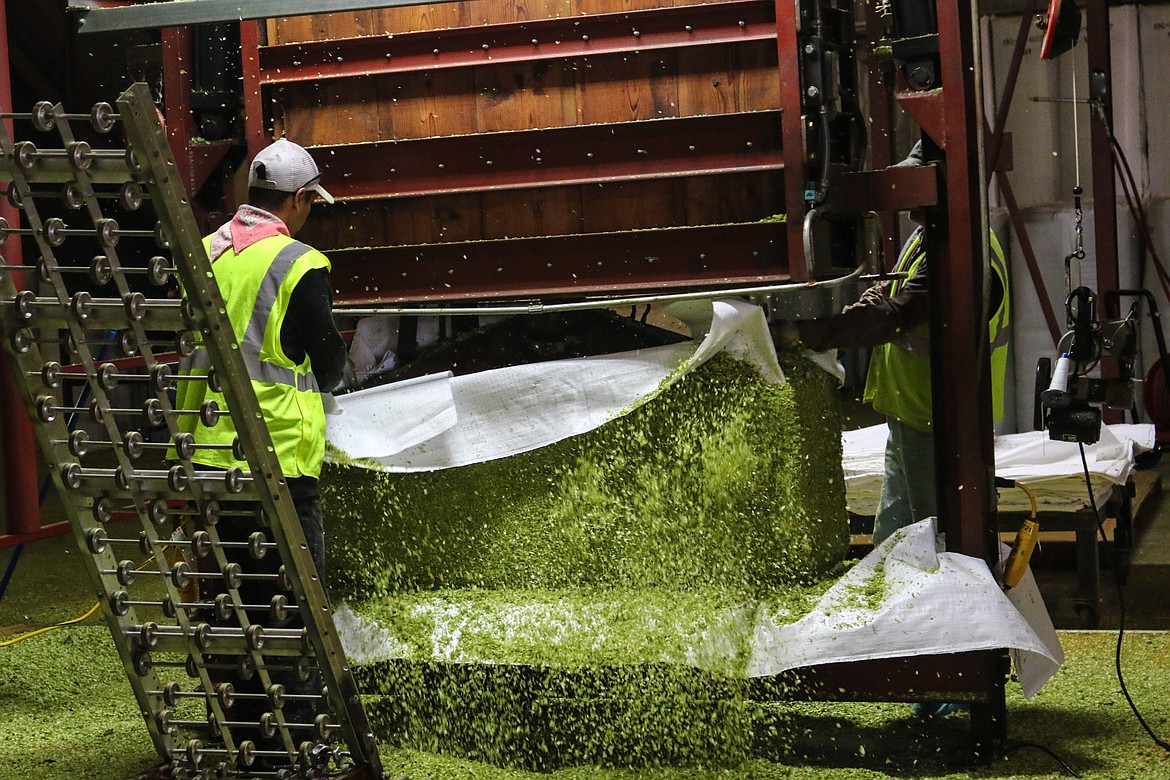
[
  {"x1": 747, "y1": 517, "x2": 1064, "y2": 697},
  {"x1": 325, "y1": 299, "x2": 784, "y2": 472},
  {"x1": 844, "y1": 423, "x2": 1155, "y2": 516}
]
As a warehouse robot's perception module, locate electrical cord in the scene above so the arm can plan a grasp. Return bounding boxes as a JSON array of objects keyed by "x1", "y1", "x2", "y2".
[
  {"x1": 0, "y1": 600, "x2": 102, "y2": 647},
  {"x1": 998, "y1": 740, "x2": 1082, "y2": 777},
  {"x1": 1077, "y1": 444, "x2": 1170, "y2": 753},
  {"x1": 1015, "y1": 480, "x2": 1039, "y2": 518},
  {"x1": 0, "y1": 552, "x2": 162, "y2": 649}
]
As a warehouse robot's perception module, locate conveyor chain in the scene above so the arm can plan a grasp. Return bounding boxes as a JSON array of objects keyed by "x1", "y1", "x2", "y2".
[{"x1": 0, "y1": 84, "x2": 383, "y2": 780}]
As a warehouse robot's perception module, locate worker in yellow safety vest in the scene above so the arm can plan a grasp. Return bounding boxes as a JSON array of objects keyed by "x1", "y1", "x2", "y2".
[
  {"x1": 771, "y1": 145, "x2": 1011, "y2": 552},
  {"x1": 174, "y1": 137, "x2": 345, "y2": 761}
]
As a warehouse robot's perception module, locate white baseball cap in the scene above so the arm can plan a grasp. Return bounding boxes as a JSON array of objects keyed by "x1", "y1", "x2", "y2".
[{"x1": 248, "y1": 138, "x2": 335, "y2": 204}]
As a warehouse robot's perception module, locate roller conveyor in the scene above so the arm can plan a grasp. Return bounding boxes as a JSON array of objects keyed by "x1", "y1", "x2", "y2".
[{"x1": 0, "y1": 83, "x2": 383, "y2": 780}]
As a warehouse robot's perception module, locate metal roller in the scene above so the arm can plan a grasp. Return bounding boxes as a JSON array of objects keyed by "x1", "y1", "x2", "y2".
[{"x1": 0, "y1": 100, "x2": 118, "y2": 133}]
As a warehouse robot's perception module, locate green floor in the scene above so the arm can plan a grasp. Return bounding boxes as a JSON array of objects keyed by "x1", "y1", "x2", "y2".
[{"x1": 3, "y1": 534, "x2": 1169, "y2": 780}]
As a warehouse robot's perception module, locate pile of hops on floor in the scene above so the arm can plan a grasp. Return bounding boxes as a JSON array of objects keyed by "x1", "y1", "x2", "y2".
[{"x1": 321, "y1": 340, "x2": 850, "y2": 769}]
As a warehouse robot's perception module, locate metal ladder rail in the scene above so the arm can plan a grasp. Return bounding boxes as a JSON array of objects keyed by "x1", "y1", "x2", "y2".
[
  {"x1": 47, "y1": 100, "x2": 296, "y2": 765},
  {"x1": 0, "y1": 84, "x2": 382, "y2": 779}
]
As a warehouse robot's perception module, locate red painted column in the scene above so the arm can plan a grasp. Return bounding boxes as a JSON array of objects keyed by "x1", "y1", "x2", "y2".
[
  {"x1": 240, "y1": 20, "x2": 269, "y2": 175},
  {"x1": 1085, "y1": 0, "x2": 1121, "y2": 422},
  {"x1": 774, "y1": 0, "x2": 809, "y2": 280},
  {"x1": 931, "y1": 0, "x2": 997, "y2": 563},
  {"x1": 862, "y1": 3, "x2": 902, "y2": 267},
  {"x1": 0, "y1": 0, "x2": 42, "y2": 535}
]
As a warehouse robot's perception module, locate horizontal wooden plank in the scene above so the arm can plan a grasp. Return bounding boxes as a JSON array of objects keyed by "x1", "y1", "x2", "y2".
[
  {"x1": 325, "y1": 221, "x2": 787, "y2": 304},
  {"x1": 259, "y1": 0, "x2": 777, "y2": 83},
  {"x1": 313, "y1": 111, "x2": 781, "y2": 199}
]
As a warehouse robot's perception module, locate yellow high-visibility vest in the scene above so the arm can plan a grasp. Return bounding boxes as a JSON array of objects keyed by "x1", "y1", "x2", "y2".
[
  {"x1": 175, "y1": 234, "x2": 329, "y2": 479},
  {"x1": 864, "y1": 229, "x2": 1011, "y2": 432}
]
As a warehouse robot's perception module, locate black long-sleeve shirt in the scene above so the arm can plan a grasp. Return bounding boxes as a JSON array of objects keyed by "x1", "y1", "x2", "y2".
[{"x1": 279, "y1": 266, "x2": 346, "y2": 392}]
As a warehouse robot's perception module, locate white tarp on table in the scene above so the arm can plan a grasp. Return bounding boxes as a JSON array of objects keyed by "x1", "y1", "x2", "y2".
[
  {"x1": 844, "y1": 423, "x2": 1156, "y2": 515},
  {"x1": 326, "y1": 299, "x2": 784, "y2": 471},
  {"x1": 747, "y1": 517, "x2": 1064, "y2": 697}
]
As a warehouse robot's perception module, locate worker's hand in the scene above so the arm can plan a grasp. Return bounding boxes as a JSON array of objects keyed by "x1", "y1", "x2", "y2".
[{"x1": 769, "y1": 320, "x2": 802, "y2": 346}]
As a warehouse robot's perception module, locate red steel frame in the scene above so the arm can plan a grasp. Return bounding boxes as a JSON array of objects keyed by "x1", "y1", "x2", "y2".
[
  {"x1": 237, "y1": 7, "x2": 803, "y2": 304},
  {"x1": 315, "y1": 112, "x2": 782, "y2": 201},
  {"x1": 774, "y1": 0, "x2": 809, "y2": 279},
  {"x1": 236, "y1": 2, "x2": 1010, "y2": 734},
  {"x1": 0, "y1": 0, "x2": 43, "y2": 544}
]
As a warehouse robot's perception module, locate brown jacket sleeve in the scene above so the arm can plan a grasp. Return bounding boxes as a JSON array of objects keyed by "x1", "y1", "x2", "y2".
[{"x1": 791, "y1": 254, "x2": 930, "y2": 352}]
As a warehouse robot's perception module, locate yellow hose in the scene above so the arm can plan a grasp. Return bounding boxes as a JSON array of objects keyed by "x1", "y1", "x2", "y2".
[
  {"x1": 1003, "y1": 482, "x2": 1040, "y2": 590},
  {"x1": 0, "y1": 552, "x2": 162, "y2": 648}
]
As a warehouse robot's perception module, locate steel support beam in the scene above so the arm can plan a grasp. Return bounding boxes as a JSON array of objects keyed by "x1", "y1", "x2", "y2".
[
  {"x1": 1085, "y1": 0, "x2": 1122, "y2": 422},
  {"x1": 863, "y1": 4, "x2": 904, "y2": 266},
  {"x1": 260, "y1": 1, "x2": 776, "y2": 84},
  {"x1": 774, "y1": 0, "x2": 809, "y2": 280},
  {"x1": 751, "y1": 650, "x2": 1003, "y2": 702},
  {"x1": 932, "y1": 0, "x2": 996, "y2": 566},
  {"x1": 240, "y1": 21, "x2": 269, "y2": 162},
  {"x1": 316, "y1": 112, "x2": 781, "y2": 200},
  {"x1": 160, "y1": 27, "x2": 233, "y2": 229},
  {"x1": 928, "y1": 0, "x2": 1006, "y2": 754}
]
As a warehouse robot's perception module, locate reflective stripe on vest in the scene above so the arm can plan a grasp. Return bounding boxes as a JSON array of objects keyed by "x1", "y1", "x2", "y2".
[
  {"x1": 180, "y1": 241, "x2": 320, "y2": 391},
  {"x1": 176, "y1": 234, "x2": 329, "y2": 479},
  {"x1": 864, "y1": 228, "x2": 1011, "y2": 430}
]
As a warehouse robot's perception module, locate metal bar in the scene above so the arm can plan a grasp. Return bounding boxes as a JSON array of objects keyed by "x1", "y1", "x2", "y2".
[
  {"x1": 1085, "y1": 0, "x2": 1121, "y2": 422},
  {"x1": 327, "y1": 222, "x2": 788, "y2": 304},
  {"x1": 161, "y1": 27, "x2": 197, "y2": 190},
  {"x1": 337, "y1": 265, "x2": 861, "y2": 316},
  {"x1": 259, "y1": 1, "x2": 776, "y2": 84},
  {"x1": 931, "y1": 0, "x2": 997, "y2": 565},
  {"x1": 925, "y1": 0, "x2": 1012, "y2": 748},
  {"x1": 0, "y1": 542, "x2": 23, "y2": 594},
  {"x1": 159, "y1": 26, "x2": 234, "y2": 226},
  {"x1": 72, "y1": 0, "x2": 463, "y2": 33},
  {"x1": 751, "y1": 650, "x2": 1002, "y2": 701},
  {"x1": 0, "y1": 522, "x2": 71, "y2": 550},
  {"x1": 773, "y1": 0, "x2": 808, "y2": 280},
  {"x1": 828, "y1": 165, "x2": 939, "y2": 213},
  {"x1": 240, "y1": 21, "x2": 269, "y2": 172},
  {"x1": 863, "y1": 2, "x2": 904, "y2": 266},
  {"x1": 316, "y1": 112, "x2": 781, "y2": 201}
]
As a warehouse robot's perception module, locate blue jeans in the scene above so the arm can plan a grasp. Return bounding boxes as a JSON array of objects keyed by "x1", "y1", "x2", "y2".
[{"x1": 873, "y1": 418, "x2": 937, "y2": 546}]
